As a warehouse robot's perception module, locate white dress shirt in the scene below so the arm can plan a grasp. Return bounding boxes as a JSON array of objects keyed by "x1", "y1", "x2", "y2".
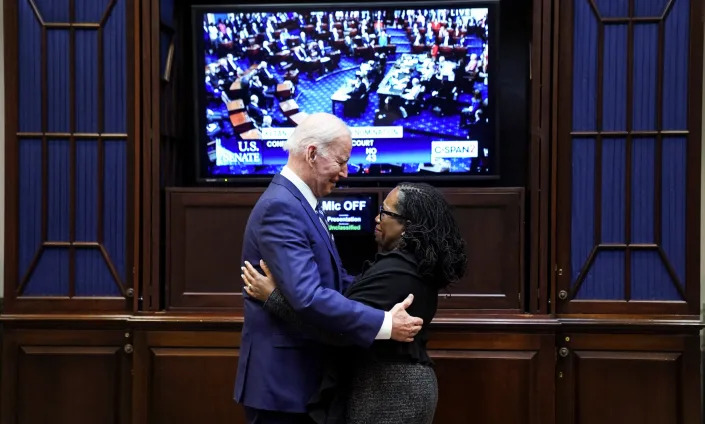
[{"x1": 280, "y1": 166, "x2": 392, "y2": 340}]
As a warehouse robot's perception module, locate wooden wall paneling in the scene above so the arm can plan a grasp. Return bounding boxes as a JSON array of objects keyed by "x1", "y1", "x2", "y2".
[
  {"x1": 428, "y1": 330, "x2": 555, "y2": 424},
  {"x1": 1, "y1": 328, "x2": 131, "y2": 424},
  {"x1": 439, "y1": 188, "x2": 525, "y2": 313},
  {"x1": 165, "y1": 188, "x2": 264, "y2": 311},
  {"x1": 132, "y1": 329, "x2": 245, "y2": 424},
  {"x1": 165, "y1": 188, "x2": 525, "y2": 313},
  {"x1": 555, "y1": 332, "x2": 701, "y2": 424}
]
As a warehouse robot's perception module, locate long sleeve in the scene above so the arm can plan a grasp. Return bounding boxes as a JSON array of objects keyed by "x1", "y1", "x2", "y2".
[
  {"x1": 255, "y1": 197, "x2": 384, "y2": 347},
  {"x1": 263, "y1": 289, "x2": 349, "y2": 346}
]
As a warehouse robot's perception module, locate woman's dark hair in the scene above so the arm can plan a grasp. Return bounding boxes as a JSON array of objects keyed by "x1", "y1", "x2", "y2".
[{"x1": 395, "y1": 183, "x2": 468, "y2": 288}]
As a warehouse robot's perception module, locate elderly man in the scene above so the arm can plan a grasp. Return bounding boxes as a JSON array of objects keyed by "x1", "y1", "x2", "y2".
[{"x1": 234, "y1": 113, "x2": 423, "y2": 424}]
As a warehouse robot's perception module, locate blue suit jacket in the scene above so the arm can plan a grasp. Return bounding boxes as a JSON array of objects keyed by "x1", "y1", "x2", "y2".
[{"x1": 234, "y1": 174, "x2": 385, "y2": 413}]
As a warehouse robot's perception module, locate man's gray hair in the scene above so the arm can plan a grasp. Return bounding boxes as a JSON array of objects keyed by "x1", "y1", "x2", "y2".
[{"x1": 283, "y1": 112, "x2": 351, "y2": 157}]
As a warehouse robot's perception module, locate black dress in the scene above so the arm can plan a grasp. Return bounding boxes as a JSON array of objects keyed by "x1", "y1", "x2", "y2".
[{"x1": 262, "y1": 250, "x2": 439, "y2": 424}]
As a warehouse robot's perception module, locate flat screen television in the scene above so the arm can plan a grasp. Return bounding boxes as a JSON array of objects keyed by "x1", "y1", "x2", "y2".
[{"x1": 193, "y1": 1, "x2": 498, "y2": 182}]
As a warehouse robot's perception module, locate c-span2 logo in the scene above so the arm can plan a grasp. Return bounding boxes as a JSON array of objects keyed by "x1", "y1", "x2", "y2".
[{"x1": 431, "y1": 140, "x2": 478, "y2": 161}]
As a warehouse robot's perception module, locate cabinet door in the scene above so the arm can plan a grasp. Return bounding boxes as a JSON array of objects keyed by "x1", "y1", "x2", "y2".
[
  {"x1": 556, "y1": 333, "x2": 701, "y2": 424},
  {"x1": 554, "y1": 0, "x2": 702, "y2": 314},
  {"x1": 429, "y1": 331, "x2": 555, "y2": 424},
  {"x1": 4, "y1": 0, "x2": 136, "y2": 313},
  {"x1": 1, "y1": 329, "x2": 132, "y2": 424},
  {"x1": 132, "y1": 330, "x2": 245, "y2": 424}
]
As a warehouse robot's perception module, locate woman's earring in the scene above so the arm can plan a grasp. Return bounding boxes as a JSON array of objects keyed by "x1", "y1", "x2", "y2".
[{"x1": 401, "y1": 231, "x2": 406, "y2": 237}]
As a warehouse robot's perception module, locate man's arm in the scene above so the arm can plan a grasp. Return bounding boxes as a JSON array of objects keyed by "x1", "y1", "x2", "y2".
[{"x1": 256, "y1": 200, "x2": 384, "y2": 347}]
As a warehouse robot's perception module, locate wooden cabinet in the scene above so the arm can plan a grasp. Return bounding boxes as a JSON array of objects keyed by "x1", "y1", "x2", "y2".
[
  {"x1": 556, "y1": 331, "x2": 702, "y2": 424},
  {"x1": 132, "y1": 329, "x2": 245, "y2": 424},
  {"x1": 429, "y1": 330, "x2": 555, "y2": 424},
  {"x1": 0, "y1": 328, "x2": 132, "y2": 424},
  {"x1": 3, "y1": 320, "x2": 698, "y2": 424}
]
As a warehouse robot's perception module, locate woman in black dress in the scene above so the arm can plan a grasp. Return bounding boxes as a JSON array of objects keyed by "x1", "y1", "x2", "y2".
[{"x1": 242, "y1": 182, "x2": 467, "y2": 424}]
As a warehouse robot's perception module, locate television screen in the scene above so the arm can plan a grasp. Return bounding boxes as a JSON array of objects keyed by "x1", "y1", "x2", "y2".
[
  {"x1": 319, "y1": 194, "x2": 377, "y2": 233},
  {"x1": 193, "y1": 2, "x2": 497, "y2": 182}
]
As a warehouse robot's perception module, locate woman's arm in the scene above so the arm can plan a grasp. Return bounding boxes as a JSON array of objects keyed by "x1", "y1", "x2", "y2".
[{"x1": 242, "y1": 261, "x2": 350, "y2": 346}]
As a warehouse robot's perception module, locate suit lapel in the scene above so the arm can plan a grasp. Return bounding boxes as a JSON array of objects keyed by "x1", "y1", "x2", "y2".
[{"x1": 271, "y1": 174, "x2": 338, "y2": 257}]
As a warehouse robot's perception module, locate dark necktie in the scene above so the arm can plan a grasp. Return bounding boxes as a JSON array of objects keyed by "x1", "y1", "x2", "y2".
[{"x1": 315, "y1": 202, "x2": 333, "y2": 240}]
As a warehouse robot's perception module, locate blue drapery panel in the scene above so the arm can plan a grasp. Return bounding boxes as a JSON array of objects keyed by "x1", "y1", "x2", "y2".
[
  {"x1": 576, "y1": 251, "x2": 625, "y2": 300},
  {"x1": 75, "y1": 0, "x2": 112, "y2": 23},
  {"x1": 47, "y1": 30, "x2": 70, "y2": 133},
  {"x1": 75, "y1": 140, "x2": 98, "y2": 242},
  {"x1": 104, "y1": 0, "x2": 127, "y2": 134},
  {"x1": 601, "y1": 138, "x2": 626, "y2": 244},
  {"x1": 572, "y1": 0, "x2": 598, "y2": 131},
  {"x1": 661, "y1": 136, "x2": 686, "y2": 284},
  {"x1": 104, "y1": 140, "x2": 127, "y2": 284},
  {"x1": 602, "y1": 25, "x2": 627, "y2": 131},
  {"x1": 571, "y1": 138, "x2": 595, "y2": 285},
  {"x1": 76, "y1": 31, "x2": 99, "y2": 133},
  {"x1": 663, "y1": 0, "x2": 689, "y2": 130},
  {"x1": 18, "y1": 140, "x2": 42, "y2": 288},
  {"x1": 18, "y1": 0, "x2": 41, "y2": 133},
  {"x1": 631, "y1": 138, "x2": 655, "y2": 243},
  {"x1": 16, "y1": 0, "x2": 128, "y2": 297},
  {"x1": 633, "y1": 24, "x2": 658, "y2": 131},
  {"x1": 570, "y1": 0, "x2": 689, "y2": 301}
]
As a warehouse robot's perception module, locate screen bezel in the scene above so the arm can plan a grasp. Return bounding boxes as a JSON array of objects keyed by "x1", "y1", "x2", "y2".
[{"x1": 192, "y1": 0, "x2": 500, "y2": 184}]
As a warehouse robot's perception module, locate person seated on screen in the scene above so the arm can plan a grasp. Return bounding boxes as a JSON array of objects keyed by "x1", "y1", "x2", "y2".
[
  {"x1": 398, "y1": 78, "x2": 425, "y2": 118},
  {"x1": 293, "y1": 44, "x2": 310, "y2": 63},
  {"x1": 430, "y1": 41, "x2": 440, "y2": 60},
  {"x1": 401, "y1": 77, "x2": 424, "y2": 101},
  {"x1": 441, "y1": 28, "x2": 451, "y2": 47},
  {"x1": 465, "y1": 53, "x2": 481, "y2": 81},
  {"x1": 307, "y1": 40, "x2": 322, "y2": 58},
  {"x1": 246, "y1": 94, "x2": 272, "y2": 128},
  {"x1": 460, "y1": 91, "x2": 486, "y2": 127},
  {"x1": 377, "y1": 29, "x2": 389, "y2": 47},
  {"x1": 265, "y1": 26, "x2": 275, "y2": 43},
  {"x1": 261, "y1": 41, "x2": 275, "y2": 59},
  {"x1": 376, "y1": 52, "x2": 387, "y2": 72},
  {"x1": 430, "y1": 81, "x2": 458, "y2": 116},
  {"x1": 247, "y1": 75, "x2": 274, "y2": 109},
  {"x1": 278, "y1": 28, "x2": 289, "y2": 50},
  {"x1": 349, "y1": 75, "x2": 368, "y2": 100},
  {"x1": 343, "y1": 35, "x2": 355, "y2": 56},
  {"x1": 256, "y1": 60, "x2": 279, "y2": 87}
]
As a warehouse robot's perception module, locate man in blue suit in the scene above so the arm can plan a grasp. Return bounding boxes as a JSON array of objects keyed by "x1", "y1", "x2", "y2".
[{"x1": 235, "y1": 112, "x2": 423, "y2": 423}]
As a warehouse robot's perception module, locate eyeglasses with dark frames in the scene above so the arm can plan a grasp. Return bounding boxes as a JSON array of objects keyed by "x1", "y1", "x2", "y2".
[{"x1": 378, "y1": 205, "x2": 408, "y2": 221}]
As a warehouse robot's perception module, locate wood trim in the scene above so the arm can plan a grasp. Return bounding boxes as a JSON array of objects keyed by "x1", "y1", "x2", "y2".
[
  {"x1": 125, "y1": 0, "x2": 137, "y2": 312},
  {"x1": 149, "y1": 0, "x2": 161, "y2": 311},
  {"x1": 554, "y1": 0, "x2": 573, "y2": 314},
  {"x1": 138, "y1": 0, "x2": 161, "y2": 311},
  {"x1": 684, "y1": 0, "x2": 703, "y2": 315},
  {"x1": 529, "y1": 0, "x2": 552, "y2": 314},
  {"x1": 4, "y1": 0, "x2": 20, "y2": 307}
]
